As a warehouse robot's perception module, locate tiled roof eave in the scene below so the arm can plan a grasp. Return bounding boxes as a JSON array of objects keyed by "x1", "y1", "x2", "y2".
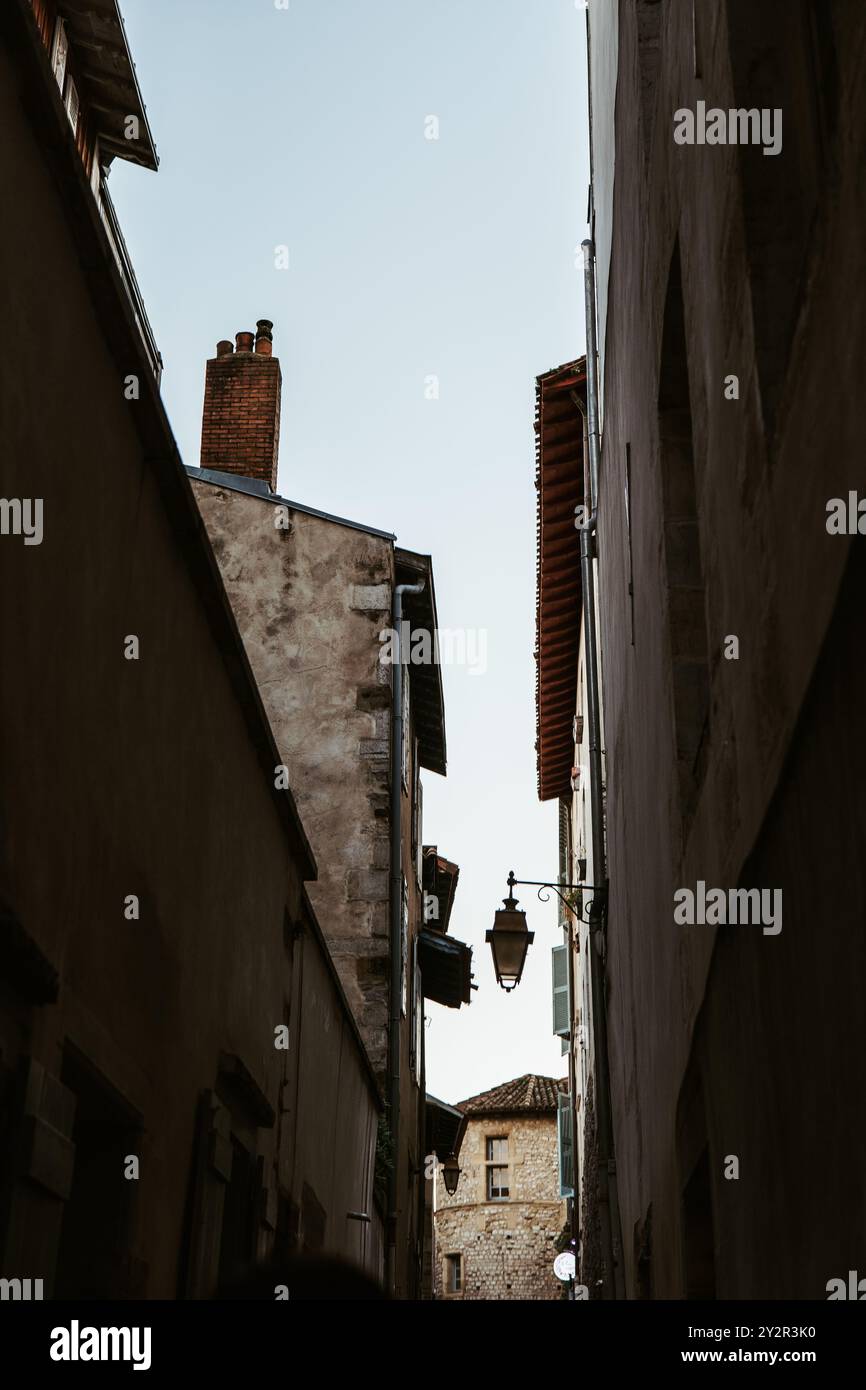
[
  {"x1": 455, "y1": 1072, "x2": 569, "y2": 1116},
  {"x1": 535, "y1": 359, "x2": 587, "y2": 802}
]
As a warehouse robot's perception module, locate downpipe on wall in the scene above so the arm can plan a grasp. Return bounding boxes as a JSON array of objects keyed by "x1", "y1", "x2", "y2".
[
  {"x1": 386, "y1": 579, "x2": 424, "y2": 1297},
  {"x1": 577, "y1": 237, "x2": 624, "y2": 1300}
]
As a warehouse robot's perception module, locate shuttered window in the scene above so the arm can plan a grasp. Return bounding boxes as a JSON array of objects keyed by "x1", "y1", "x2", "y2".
[
  {"x1": 558, "y1": 798, "x2": 572, "y2": 927},
  {"x1": 551, "y1": 943, "x2": 570, "y2": 1037},
  {"x1": 558, "y1": 1092, "x2": 574, "y2": 1198}
]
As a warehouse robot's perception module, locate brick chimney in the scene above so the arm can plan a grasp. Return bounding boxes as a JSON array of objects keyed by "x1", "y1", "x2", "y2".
[{"x1": 200, "y1": 319, "x2": 281, "y2": 491}]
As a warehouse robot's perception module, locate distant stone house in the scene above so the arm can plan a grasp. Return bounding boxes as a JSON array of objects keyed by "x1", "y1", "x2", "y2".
[{"x1": 434, "y1": 1074, "x2": 568, "y2": 1300}]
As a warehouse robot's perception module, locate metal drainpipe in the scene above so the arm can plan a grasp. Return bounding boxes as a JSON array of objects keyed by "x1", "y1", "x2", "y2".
[
  {"x1": 386, "y1": 579, "x2": 424, "y2": 1298},
  {"x1": 575, "y1": 238, "x2": 622, "y2": 1299},
  {"x1": 566, "y1": 911, "x2": 581, "y2": 1255}
]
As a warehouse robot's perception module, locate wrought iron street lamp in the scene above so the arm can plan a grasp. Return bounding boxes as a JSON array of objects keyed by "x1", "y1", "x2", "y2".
[
  {"x1": 486, "y1": 875, "x2": 534, "y2": 991},
  {"x1": 442, "y1": 1155, "x2": 461, "y2": 1196},
  {"x1": 487, "y1": 870, "x2": 604, "y2": 991}
]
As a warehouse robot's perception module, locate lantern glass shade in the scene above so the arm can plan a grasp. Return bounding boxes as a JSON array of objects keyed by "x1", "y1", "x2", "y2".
[
  {"x1": 486, "y1": 902, "x2": 534, "y2": 991},
  {"x1": 442, "y1": 1157, "x2": 460, "y2": 1196}
]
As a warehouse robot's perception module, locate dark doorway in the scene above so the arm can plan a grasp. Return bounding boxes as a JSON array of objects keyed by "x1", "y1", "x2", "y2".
[
  {"x1": 217, "y1": 1137, "x2": 257, "y2": 1288},
  {"x1": 682, "y1": 1146, "x2": 717, "y2": 1299},
  {"x1": 54, "y1": 1048, "x2": 141, "y2": 1298}
]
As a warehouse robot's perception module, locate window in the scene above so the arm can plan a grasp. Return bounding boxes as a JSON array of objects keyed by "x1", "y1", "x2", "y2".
[
  {"x1": 445, "y1": 1253, "x2": 463, "y2": 1294},
  {"x1": 557, "y1": 1092, "x2": 574, "y2": 1198},
  {"x1": 51, "y1": 18, "x2": 68, "y2": 93},
  {"x1": 64, "y1": 76, "x2": 80, "y2": 136},
  {"x1": 50, "y1": 18, "x2": 79, "y2": 139},
  {"x1": 485, "y1": 1136, "x2": 509, "y2": 1200},
  {"x1": 551, "y1": 944, "x2": 570, "y2": 1038}
]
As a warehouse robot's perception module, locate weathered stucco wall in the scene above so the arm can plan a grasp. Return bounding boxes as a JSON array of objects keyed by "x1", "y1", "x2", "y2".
[
  {"x1": 190, "y1": 483, "x2": 397, "y2": 1074},
  {"x1": 593, "y1": 0, "x2": 866, "y2": 1296},
  {"x1": 434, "y1": 1116, "x2": 565, "y2": 1300},
  {"x1": 190, "y1": 480, "x2": 430, "y2": 1297},
  {"x1": 0, "y1": 22, "x2": 380, "y2": 1297}
]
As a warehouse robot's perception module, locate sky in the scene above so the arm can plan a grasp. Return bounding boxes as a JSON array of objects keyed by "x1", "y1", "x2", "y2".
[{"x1": 114, "y1": 0, "x2": 590, "y2": 1104}]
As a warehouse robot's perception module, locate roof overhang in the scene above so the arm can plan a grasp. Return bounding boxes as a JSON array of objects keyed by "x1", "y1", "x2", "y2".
[
  {"x1": 418, "y1": 929, "x2": 472, "y2": 1009},
  {"x1": 61, "y1": 0, "x2": 158, "y2": 170},
  {"x1": 425, "y1": 1095, "x2": 467, "y2": 1161},
  {"x1": 421, "y1": 847, "x2": 459, "y2": 933},
  {"x1": 535, "y1": 359, "x2": 586, "y2": 801},
  {"x1": 396, "y1": 548, "x2": 446, "y2": 776}
]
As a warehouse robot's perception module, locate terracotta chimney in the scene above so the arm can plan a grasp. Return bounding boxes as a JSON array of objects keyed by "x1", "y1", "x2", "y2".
[{"x1": 200, "y1": 319, "x2": 282, "y2": 492}]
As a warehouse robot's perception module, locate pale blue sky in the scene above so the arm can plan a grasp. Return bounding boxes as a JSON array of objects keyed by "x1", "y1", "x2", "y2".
[{"x1": 114, "y1": 0, "x2": 589, "y2": 1104}]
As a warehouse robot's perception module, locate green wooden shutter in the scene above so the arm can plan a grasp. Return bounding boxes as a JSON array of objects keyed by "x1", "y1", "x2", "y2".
[
  {"x1": 551, "y1": 944, "x2": 570, "y2": 1037},
  {"x1": 558, "y1": 1092, "x2": 574, "y2": 1198},
  {"x1": 558, "y1": 799, "x2": 571, "y2": 927}
]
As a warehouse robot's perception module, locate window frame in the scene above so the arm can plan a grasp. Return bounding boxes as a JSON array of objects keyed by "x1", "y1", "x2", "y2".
[
  {"x1": 64, "y1": 74, "x2": 80, "y2": 136},
  {"x1": 51, "y1": 17, "x2": 69, "y2": 93},
  {"x1": 485, "y1": 1134, "x2": 510, "y2": 1201},
  {"x1": 444, "y1": 1252, "x2": 463, "y2": 1294}
]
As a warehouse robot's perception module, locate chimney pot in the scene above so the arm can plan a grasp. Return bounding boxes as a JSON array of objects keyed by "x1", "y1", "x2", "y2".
[
  {"x1": 235, "y1": 331, "x2": 255, "y2": 353},
  {"x1": 216, "y1": 339, "x2": 234, "y2": 357},
  {"x1": 255, "y1": 319, "x2": 274, "y2": 356}
]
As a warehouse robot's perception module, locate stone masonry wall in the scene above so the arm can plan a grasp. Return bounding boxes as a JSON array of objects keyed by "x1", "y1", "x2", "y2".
[
  {"x1": 190, "y1": 483, "x2": 396, "y2": 1077},
  {"x1": 434, "y1": 1115, "x2": 565, "y2": 1300}
]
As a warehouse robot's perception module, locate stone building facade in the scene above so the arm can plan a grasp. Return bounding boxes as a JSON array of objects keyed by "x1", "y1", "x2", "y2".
[
  {"x1": 434, "y1": 1075, "x2": 567, "y2": 1300},
  {"x1": 188, "y1": 331, "x2": 472, "y2": 1299}
]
